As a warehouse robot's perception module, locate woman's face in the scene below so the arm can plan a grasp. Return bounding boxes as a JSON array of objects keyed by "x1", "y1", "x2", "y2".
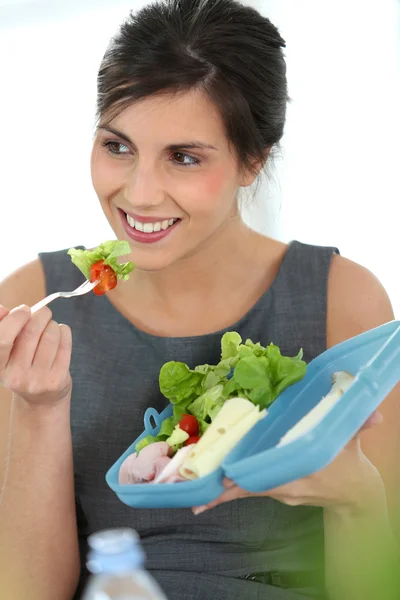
[{"x1": 91, "y1": 89, "x2": 255, "y2": 271}]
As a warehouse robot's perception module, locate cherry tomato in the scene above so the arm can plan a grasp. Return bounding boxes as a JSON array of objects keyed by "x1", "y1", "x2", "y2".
[
  {"x1": 90, "y1": 260, "x2": 117, "y2": 296},
  {"x1": 184, "y1": 435, "x2": 201, "y2": 446},
  {"x1": 178, "y1": 414, "x2": 198, "y2": 437}
]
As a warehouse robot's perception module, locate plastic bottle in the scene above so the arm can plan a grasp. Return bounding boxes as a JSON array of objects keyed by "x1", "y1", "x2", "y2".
[{"x1": 81, "y1": 528, "x2": 168, "y2": 600}]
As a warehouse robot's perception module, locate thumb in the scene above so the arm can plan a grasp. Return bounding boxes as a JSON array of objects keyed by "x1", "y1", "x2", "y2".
[
  {"x1": 348, "y1": 409, "x2": 383, "y2": 447},
  {"x1": 360, "y1": 409, "x2": 383, "y2": 432}
]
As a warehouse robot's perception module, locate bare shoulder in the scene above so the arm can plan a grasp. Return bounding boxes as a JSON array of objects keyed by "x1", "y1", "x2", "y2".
[
  {"x1": 254, "y1": 235, "x2": 288, "y2": 274},
  {"x1": 0, "y1": 258, "x2": 46, "y2": 309},
  {"x1": 327, "y1": 253, "x2": 394, "y2": 347}
]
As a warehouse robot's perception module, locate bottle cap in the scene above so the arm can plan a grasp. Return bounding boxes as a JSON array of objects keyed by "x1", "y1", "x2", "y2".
[{"x1": 87, "y1": 528, "x2": 145, "y2": 574}]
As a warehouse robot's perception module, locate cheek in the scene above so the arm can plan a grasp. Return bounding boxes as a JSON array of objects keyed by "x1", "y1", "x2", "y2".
[
  {"x1": 90, "y1": 145, "x2": 102, "y2": 184},
  {"x1": 90, "y1": 147, "x2": 107, "y2": 195},
  {"x1": 189, "y1": 166, "x2": 237, "y2": 211},
  {"x1": 91, "y1": 149, "x2": 123, "y2": 198}
]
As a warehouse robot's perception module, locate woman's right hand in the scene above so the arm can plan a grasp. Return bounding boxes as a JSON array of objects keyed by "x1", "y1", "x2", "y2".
[{"x1": 0, "y1": 304, "x2": 72, "y2": 406}]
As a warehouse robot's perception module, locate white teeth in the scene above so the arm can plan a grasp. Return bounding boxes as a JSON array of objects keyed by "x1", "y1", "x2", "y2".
[
  {"x1": 135, "y1": 221, "x2": 144, "y2": 232},
  {"x1": 143, "y1": 222, "x2": 154, "y2": 233},
  {"x1": 125, "y1": 213, "x2": 178, "y2": 234}
]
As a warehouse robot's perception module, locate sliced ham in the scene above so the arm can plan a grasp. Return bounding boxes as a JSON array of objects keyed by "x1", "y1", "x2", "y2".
[
  {"x1": 118, "y1": 441, "x2": 172, "y2": 484},
  {"x1": 153, "y1": 455, "x2": 172, "y2": 479}
]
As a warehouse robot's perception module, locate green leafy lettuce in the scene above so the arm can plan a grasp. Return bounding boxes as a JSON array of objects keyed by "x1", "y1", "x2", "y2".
[
  {"x1": 187, "y1": 384, "x2": 225, "y2": 421},
  {"x1": 134, "y1": 416, "x2": 176, "y2": 454},
  {"x1": 224, "y1": 343, "x2": 306, "y2": 409},
  {"x1": 68, "y1": 240, "x2": 135, "y2": 280},
  {"x1": 135, "y1": 332, "x2": 307, "y2": 452}
]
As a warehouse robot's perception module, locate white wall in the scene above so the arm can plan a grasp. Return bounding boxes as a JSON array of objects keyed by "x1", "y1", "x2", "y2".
[{"x1": 1, "y1": 0, "x2": 399, "y2": 314}]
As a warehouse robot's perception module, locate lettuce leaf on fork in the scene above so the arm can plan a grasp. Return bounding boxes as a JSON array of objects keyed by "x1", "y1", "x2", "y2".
[{"x1": 68, "y1": 241, "x2": 135, "y2": 280}]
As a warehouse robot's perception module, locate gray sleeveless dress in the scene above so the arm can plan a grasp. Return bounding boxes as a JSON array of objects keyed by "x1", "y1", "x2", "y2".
[{"x1": 39, "y1": 240, "x2": 337, "y2": 600}]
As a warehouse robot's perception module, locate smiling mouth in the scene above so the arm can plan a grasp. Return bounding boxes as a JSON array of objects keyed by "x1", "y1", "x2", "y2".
[{"x1": 124, "y1": 213, "x2": 180, "y2": 233}]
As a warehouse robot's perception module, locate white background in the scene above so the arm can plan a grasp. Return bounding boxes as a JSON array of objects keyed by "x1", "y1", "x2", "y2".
[{"x1": 1, "y1": 0, "x2": 399, "y2": 314}]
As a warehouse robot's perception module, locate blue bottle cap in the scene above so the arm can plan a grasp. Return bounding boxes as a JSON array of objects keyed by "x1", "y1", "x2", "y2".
[{"x1": 87, "y1": 528, "x2": 145, "y2": 574}]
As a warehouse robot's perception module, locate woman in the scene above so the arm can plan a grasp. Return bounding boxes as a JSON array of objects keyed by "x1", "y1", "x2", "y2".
[{"x1": 0, "y1": 1, "x2": 399, "y2": 599}]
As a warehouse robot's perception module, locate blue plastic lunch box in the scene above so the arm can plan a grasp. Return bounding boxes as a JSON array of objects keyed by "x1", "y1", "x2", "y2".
[{"x1": 106, "y1": 320, "x2": 400, "y2": 509}]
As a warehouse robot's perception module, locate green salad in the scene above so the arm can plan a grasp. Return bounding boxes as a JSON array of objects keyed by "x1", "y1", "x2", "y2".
[{"x1": 136, "y1": 332, "x2": 307, "y2": 453}]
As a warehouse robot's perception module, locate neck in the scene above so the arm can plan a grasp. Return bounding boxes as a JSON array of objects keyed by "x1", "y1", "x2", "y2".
[{"x1": 128, "y1": 215, "x2": 259, "y2": 305}]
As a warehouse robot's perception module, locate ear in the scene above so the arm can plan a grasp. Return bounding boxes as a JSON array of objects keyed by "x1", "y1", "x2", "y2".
[{"x1": 239, "y1": 147, "x2": 272, "y2": 188}]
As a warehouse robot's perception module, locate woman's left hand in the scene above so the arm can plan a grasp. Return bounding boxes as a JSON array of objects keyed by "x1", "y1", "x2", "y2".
[{"x1": 192, "y1": 409, "x2": 385, "y2": 516}]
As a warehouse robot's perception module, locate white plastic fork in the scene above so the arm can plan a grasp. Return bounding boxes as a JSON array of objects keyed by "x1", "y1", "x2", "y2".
[{"x1": 30, "y1": 279, "x2": 99, "y2": 314}]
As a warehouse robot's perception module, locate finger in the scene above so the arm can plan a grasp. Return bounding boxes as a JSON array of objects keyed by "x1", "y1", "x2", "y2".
[
  {"x1": 360, "y1": 409, "x2": 383, "y2": 430},
  {"x1": 32, "y1": 320, "x2": 61, "y2": 370},
  {"x1": 192, "y1": 485, "x2": 248, "y2": 515},
  {"x1": 222, "y1": 477, "x2": 236, "y2": 489},
  {"x1": 0, "y1": 305, "x2": 32, "y2": 371},
  {"x1": 51, "y1": 324, "x2": 72, "y2": 373},
  {"x1": 346, "y1": 410, "x2": 384, "y2": 446},
  {"x1": 350, "y1": 410, "x2": 383, "y2": 442},
  {"x1": 223, "y1": 476, "x2": 287, "y2": 498},
  {"x1": 0, "y1": 305, "x2": 10, "y2": 320},
  {"x1": 8, "y1": 307, "x2": 52, "y2": 369}
]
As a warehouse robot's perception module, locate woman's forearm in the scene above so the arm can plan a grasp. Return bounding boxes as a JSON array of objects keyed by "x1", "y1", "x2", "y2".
[
  {"x1": 324, "y1": 483, "x2": 400, "y2": 600},
  {"x1": 0, "y1": 394, "x2": 80, "y2": 600}
]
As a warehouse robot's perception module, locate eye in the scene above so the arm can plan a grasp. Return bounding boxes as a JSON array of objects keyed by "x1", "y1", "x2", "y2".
[
  {"x1": 102, "y1": 140, "x2": 131, "y2": 156},
  {"x1": 171, "y1": 152, "x2": 200, "y2": 166}
]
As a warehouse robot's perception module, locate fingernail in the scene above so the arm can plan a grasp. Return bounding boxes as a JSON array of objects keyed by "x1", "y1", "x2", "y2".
[
  {"x1": 192, "y1": 505, "x2": 207, "y2": 516},
  {"x1": 10, "y1": 304, "x2": 29, "y2": 313}
]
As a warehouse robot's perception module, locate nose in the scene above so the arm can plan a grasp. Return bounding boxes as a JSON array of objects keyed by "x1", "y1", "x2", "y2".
[{"x1": 123, "y1": 158, "x2": 164, "y2": 210}]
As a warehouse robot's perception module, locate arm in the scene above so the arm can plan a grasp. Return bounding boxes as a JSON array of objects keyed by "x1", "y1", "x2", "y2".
[
  {"x1": 0, "y1": 392, "x2": 80, "y2": 600},
  {"x1": 0, "y1": 261, "x2": 80, "y2": 600},
  {"x1": 324, "y1": 255, "x2": 400, "y2": 599}
]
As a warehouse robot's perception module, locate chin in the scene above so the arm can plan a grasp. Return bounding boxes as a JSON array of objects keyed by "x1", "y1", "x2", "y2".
[{"x1": 130, "y1": 251, "x2": 180, "y2": 273}]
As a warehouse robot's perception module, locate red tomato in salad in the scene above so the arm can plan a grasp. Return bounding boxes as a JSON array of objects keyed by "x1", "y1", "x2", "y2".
[
  {"x1": 90, "y1": 260, "x2": 117, "y2": 296},
  {"x1": 184, "y1": 435, "x2": 201, "y2": 446},
  {"x1": 178, "y1": 414, "x2": 199, "y2": 437}
]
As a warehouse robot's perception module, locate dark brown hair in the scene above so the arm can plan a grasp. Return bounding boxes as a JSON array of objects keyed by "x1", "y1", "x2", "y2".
[{"x1": 96, "y1": 0, "x2": 288, "y2": 172}]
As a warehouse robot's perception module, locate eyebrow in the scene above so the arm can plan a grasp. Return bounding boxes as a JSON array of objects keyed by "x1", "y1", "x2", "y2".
[{"x1": 97, "y1": 126, "x2": 218, "y2": 151}]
